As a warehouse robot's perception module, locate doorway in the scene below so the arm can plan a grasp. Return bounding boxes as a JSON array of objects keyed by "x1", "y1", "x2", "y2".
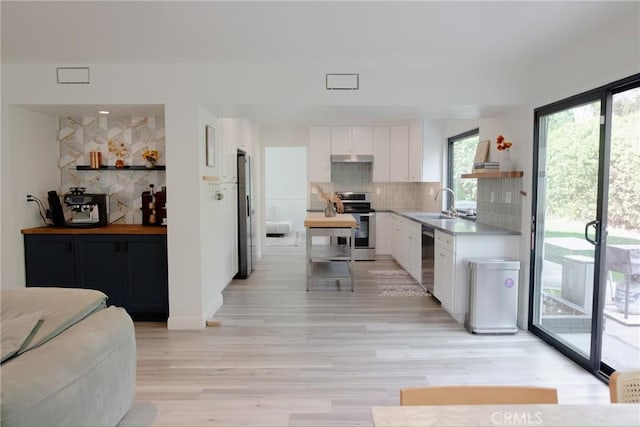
[
  {"x1": 529, "y1": 74, "x2": 640, "y2": 376},
  {"x1": 264, "y1": 147, "x2": 307, "y2": 247}
]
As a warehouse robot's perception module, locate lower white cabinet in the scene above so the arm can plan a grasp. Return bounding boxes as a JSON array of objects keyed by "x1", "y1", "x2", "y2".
[
  {"x1": 375, "y1": 212, "x2": 391, "y2": 255},
  {"x1": 433, "y1": 230, "x2": 519, "y2": 324},
  {"x1": 390, "y1": 214, "x2": 422, "y2": 285}
]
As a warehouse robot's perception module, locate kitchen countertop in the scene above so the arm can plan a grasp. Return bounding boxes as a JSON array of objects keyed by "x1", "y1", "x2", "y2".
[
  {"x1": 21, "y1": 224, "x2": 167, "y2": 235},
  {"x1": 304, "y1": 212, "x2": 357, "y2": 228},
  {"x1": 391, "y1": 209, "x2": 520, "y2": 236}
]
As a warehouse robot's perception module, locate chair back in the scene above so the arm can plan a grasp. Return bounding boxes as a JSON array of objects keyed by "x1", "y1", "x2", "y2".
[
  {"x1": 400, "y1": 386, "x2": 558, "y2": 406},
  {"x1": 610, "y1": 370, "x2": 640, "y2": 403}
]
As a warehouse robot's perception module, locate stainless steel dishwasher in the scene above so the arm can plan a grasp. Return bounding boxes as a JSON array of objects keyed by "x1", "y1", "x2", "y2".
[{"x1": 421, "y1": 224, "x2": 435, "y2": 296}]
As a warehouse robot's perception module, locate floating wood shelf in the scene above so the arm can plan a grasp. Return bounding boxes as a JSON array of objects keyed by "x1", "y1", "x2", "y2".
[
  {"x1": 76, "y1": 165, "x2": 166, "y2": 171},
  {"x1": 461, "y1": 171, "x2": 524, "y2": 179}
]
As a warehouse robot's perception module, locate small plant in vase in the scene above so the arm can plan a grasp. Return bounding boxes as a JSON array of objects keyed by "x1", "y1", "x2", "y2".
[
  {"x1": 142, "y1": 149, "x2": 159, "y2": 168},
  {"x1": 315, "y1": 186, "x2": 344, "y2": 217},
  {"x1": 496, "y1": 134, "x2": 514, "y2": 172}
]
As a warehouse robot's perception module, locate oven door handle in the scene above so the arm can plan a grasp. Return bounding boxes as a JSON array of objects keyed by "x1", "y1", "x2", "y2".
[{"x1": 353, "y1": 213, "x2": 374, "y2": 217}]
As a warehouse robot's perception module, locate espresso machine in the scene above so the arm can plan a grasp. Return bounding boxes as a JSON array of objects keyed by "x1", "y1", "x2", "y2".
[{"x1": 63, "y1": 187, "x2": 108, "y2": 227}]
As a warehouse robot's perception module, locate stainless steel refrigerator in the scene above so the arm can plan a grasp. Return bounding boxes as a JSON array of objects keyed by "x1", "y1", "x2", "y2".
[{"x1": 236, "y1": 151, "x2": 255, "y2": 279}]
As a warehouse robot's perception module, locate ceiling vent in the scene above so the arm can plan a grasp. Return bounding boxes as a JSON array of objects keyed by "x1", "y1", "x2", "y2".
[
  {"x1": 56, "y1": 67, "x2": 90, "y2": 84},
  {"x1": 326, "y1": 73, "x2": 359, "y2": 90}
]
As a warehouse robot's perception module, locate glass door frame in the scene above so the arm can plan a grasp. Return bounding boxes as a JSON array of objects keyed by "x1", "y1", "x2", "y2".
[{"x1": 528, "y1": 73, "x2": 640, "y2": 379}]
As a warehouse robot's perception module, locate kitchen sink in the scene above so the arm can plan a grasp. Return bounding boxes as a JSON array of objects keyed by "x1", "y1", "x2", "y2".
[{"x1": 407, "y1": 212, "x2": 456, "y2": 221}]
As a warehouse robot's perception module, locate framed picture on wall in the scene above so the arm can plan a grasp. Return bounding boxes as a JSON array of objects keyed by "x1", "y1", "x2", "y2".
[{"x1": 206, "y1": 125, "x2": 215, "y2": 167}]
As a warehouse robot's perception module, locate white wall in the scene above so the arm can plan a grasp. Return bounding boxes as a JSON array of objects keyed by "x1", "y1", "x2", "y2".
[
  {"x1": 265, "y1": 147, "x2": 307, "y2": 232},
  {"x1": 1, "y1": 106, "x2": 58, "y2": 288}
]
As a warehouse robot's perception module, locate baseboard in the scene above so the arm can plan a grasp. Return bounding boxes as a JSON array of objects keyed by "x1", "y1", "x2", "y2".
[
  {"x1": 167, "y1": 316, "x2": 206, "y2": 330},
  {"x1": 204, "y1": 293, "x2": 224, "y2": 321}
]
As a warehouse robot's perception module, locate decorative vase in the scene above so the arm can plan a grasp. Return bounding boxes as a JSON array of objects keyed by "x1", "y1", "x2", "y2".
[
  {"x1": 499, "y1": 149, "x2": 514, "y2": 172},
  {"x1": 115, "y1": 159, "x2": 125, "y2": 169},
  {"x1": 324, "y1": 202, "x2": 336, "y2": 217}
]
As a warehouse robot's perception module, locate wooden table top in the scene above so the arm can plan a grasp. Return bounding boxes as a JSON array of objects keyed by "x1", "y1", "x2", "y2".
[
  {"x1": 304, "y1": 213, "x2": 357, "y2": 228},
  {"x1": 371, "y1": 403, "x2": 640, "y2": 426},
  {"x1": 21, "y1": 224, "x2": 167, "y2": 235}
]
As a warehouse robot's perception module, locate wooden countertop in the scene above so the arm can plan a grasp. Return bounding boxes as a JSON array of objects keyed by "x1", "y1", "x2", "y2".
[
  {"x1": 21, "y1": 224, "x2": 167, "y2": 235},
  {"x1": 304, "y1": 213, "x2": 357, "y2": 228}
]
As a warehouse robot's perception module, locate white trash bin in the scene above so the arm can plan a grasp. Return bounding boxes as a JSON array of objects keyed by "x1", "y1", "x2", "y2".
[{"x1": 466, "y1": 258, "x2": 520, "y2": 334}]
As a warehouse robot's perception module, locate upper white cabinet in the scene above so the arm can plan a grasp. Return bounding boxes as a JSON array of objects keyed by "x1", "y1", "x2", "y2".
[
  {"x1": 372, "y1": 127, "x2": 390, "y2": 182},
  {"x1": 389, "y1": 122, "x2": 423, "y2": 182},
  {"x1": 408, "y1": 120, "x2": 423, "y2": 182},
  {"x1": 389, "y1": 125, "x2": 410, "y2": 182},
  {"x1": 330, "y1": 126, "x2": 373, "y2": 155},
  {"x1": 308, "y1": 127, "x2": 331, "y2": 182},
  {"x1": 351, "y1": 127, "x2": 374, "y2": 154}
]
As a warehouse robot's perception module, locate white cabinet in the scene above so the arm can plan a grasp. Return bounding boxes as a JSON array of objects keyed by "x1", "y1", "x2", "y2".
[
  {"x1": 408, "y1": 119, "x2": 423, "y2": 182},
  {"x1": 375, "y1": 212, "x2": 391, "y2": 255},
  {"x1": 351, "y1": 127, "x2": 374, "y2": 154},
  {"x1": 434, "y1": 231, "x2": 455, "y2": 313},
  {"x1": 373, "y1": 127, "x2": 390, "y2": 182},
  {"x1": 308, "y1": 127, "x2": 331, "y2": 182},
  {"x1": 389, "y1": 213, "x2": 422, "y2": 285},
  {"x1": 389, "y1": 125, "x2": 409, "y2": 182},
  {"x1": 330, "y1": 126, "x2": 373, "y2": 155},
  {"x1": 433, "y1": 230, "x2": 520, "y2": 324},
  {"x1": 330, "y1": 127, "x2": 352, "y2": 155},
  {"x1": 389, "y1": 122, "x2": 423, "y2": 182}
]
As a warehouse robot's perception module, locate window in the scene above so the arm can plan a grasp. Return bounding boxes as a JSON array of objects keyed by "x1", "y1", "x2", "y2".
[{"x1": 447, "y1": 129, "x2": 479, "y2": 211}]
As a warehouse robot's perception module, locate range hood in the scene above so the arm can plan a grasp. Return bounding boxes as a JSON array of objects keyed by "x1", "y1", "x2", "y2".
[{"x1": 330, "y1": 154, "x2": 374, "y2": 163}]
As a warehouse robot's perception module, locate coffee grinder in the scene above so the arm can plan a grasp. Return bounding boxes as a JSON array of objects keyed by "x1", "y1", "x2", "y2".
[{"x1": 141, "y1": 184, "x2": 166, "y2": 226}]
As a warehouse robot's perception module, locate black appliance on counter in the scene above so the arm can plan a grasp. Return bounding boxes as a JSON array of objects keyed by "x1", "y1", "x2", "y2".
[
  {"x1": 141, "y1": 184, "x2": 167, "y2": 226},
  {"x1": 334, "y1": 191, "x2": 376, "y2": 261},
  {"x1": 236, "y1": 150, "x2": 256, "y2": 279},
  {"x1": 62, "y1": 187, "x2": 108, "y2": 228}
]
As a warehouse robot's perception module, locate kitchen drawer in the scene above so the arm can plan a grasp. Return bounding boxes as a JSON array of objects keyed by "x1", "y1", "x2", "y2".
[{"x1": 435, "y1": 230, "x2": 455, "y2": 253}]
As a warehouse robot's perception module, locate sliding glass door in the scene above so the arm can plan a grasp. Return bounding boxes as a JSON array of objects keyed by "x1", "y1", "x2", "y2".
[{"x1": 530, "y1": 75, "x2": 640, "y2": 375}]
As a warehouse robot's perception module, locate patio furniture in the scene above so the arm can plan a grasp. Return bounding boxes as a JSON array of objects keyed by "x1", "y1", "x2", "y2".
[
  {"x1": 610, "y1": 370, "x2": 640, "y2": 403},
  {"x1": 606, "y1": 245, "x2": 640, "y2": 319}
]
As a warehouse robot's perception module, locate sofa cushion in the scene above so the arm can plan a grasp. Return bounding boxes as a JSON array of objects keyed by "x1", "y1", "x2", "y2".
[
  {"x1": 1, "y1": 288, "x2": 107, "y2": 354},
  {"x1": 0, "y1": 313, "x2": 43, "y2": 363}
]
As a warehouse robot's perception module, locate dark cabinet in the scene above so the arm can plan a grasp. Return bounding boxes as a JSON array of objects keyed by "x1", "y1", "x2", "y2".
[
  {"x1": 24, "y1": 235, "x2": 77, "y2": 287},
  {"x1": 24, "y1": 233, "x2": 168, "y2": 320},
  {"x1": 122, "y1": 236, "x2": 168, "y2": 317}
]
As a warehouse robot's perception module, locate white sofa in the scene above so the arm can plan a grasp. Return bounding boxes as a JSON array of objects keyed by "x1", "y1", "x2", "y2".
[{"x1": 1, "y1": 287, "x2": 136, "y2": 426}]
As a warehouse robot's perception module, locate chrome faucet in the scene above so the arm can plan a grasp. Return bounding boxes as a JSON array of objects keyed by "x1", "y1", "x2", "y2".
[{"x1": 434, "y1": 187, "x2": 457, "y2": 218}]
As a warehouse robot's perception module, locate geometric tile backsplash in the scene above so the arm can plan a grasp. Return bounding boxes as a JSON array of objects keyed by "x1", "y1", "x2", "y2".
[{"x1": 58, "y1": 116, "x2": 166, "y2": 224}]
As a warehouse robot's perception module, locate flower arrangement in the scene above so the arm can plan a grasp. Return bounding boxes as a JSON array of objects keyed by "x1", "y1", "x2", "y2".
[
  {"x1": 107, "y1": 139, "x2": 129, "y2": 158},
  {"x1": 496, "y1": 134, "x2": 512, "y2": 151},
  {"x1": 142, "y1": 149, "x2": 159, "y2": 163},
  {"x1": 315, "y1": 186, "x2": 344, "y2": 216}
]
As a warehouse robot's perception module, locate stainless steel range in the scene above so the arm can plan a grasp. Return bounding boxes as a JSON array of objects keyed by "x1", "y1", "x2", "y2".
[{"x1": 335, "y1": 192, "x2": 376, "y2": 261}]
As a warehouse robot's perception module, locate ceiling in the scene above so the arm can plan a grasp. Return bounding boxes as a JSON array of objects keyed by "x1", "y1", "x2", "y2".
[{"x1": 2, "y1": 1, "x2": 637, "y2": 123}]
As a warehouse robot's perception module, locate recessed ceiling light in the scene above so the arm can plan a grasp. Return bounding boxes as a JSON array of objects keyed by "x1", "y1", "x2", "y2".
[{"x1": 98, "y1": 110, "x2": 110, "y2": 115}]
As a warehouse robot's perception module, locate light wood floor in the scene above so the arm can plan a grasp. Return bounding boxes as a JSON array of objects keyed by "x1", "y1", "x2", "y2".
[{"x1": 120, "y1": 246, "x2": 609, "y2": 426}]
